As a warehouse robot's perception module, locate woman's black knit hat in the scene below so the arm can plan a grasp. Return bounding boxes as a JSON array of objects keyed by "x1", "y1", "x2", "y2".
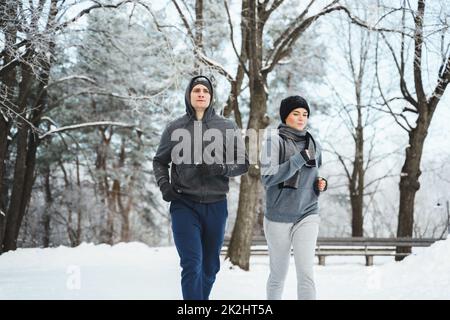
[{"x1": 280, "y1": 95, "x2": 310, "y2": 123}]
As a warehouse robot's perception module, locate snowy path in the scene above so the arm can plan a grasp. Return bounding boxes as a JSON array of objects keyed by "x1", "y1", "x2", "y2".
[{"x1": 0, "y1": 240, "x2": 449, "y2": 300}]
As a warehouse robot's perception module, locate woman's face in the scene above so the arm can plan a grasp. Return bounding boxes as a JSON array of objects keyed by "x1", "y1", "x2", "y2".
[
  {"x1": 285, "y1": 107, "x2": 308, "y2": 131},
  {"x1": 190, "y1": 84, "x2": 211, "y2": 111}
]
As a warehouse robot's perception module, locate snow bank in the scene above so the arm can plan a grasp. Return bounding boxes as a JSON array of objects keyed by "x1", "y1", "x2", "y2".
[{"x1": 0, "y1": 239, "x2": 448, "y2": 299}]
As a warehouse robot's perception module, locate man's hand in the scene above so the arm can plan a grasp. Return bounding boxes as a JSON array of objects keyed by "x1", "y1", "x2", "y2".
[{"x1": 160, "y1": 182, "x2": 178, "y2": 202}]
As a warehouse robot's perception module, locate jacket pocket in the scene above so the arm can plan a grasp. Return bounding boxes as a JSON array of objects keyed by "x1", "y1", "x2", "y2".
[
  {"x1": 300, "y1": 188, "x2": 319, "y2": 214},
  {"x1": 173, "y1": 164, "x2": 198, "y2": 190},
  {"x1": 274, "y1": 188, "x2": 284, "y2": 205},
  {"x1": 267, "y1": 187, "x2": 284, "y2": 208},
  {"x1": 314, "y1": 185, "x2": 320, "y2": 197}
]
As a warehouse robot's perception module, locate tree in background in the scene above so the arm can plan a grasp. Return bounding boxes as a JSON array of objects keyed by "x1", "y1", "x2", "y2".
[
  {"x1": 321, "y1": 6, "x2": 401, "y2": 237},
  {"x1": 0, "y1": 0, "x2": 171, "y2": 252},
  {"x1": 1, "y1": 0, "x2": 66, "y2": 252},
  {"x1": 371, "y1": 1, "x2": 450, "y2": 258}
]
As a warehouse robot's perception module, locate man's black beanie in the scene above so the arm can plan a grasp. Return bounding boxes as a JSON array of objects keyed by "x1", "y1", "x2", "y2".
[
  {"x1": 190, "y1": 76, "x2": 213, "y2": 98},
  {"x1": 279, "y1": 95, "x2": 310, "y2": 123}
]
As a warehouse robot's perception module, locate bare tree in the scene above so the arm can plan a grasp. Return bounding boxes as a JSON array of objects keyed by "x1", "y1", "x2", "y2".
[
  {"x1": 0, "y1": 0, "x2": 60, "y2": 252},
  {"x1": 372, "y1": 1, "x2": 450, "y2": 258},
  {"x1": 324, "y1": 10, "x2": 402, "y2": 237}
]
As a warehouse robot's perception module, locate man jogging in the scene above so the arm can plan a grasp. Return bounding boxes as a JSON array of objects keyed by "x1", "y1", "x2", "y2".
[{"x1": 153, "y1": 75, "x2": 249, "y2": 300}]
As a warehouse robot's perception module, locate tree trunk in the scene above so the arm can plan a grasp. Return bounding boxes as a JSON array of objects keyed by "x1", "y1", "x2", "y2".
[
  {"x1": 76, "y1": 156, "x2": 82, "y2": 246},
  {"x1": 1, "y1": 0, "x2": 57, "y2": 251},
  {"x1": 58, "y1": 159, "x2": 79, "y2": 247},
  {"x1": 120, "y1": 209, "x2": 131, "y2": 242},
  {"x1": 222, "y1": 0, "x2": 249, "y2": 127},
  {"x1": 0, "y1": 118, "x2": 8, "y2": 249},
  {"x1": 95, "y1": 129, "x2": 114, "y2": 244},
  {"x1": 3, "y1": 63, "x2": 34, "y2": 251},
  {"x1": 4, "y1": 42, "x2": 51, "y2": 250},
  {"x1": 0, "y1": 87, "x2": 11, "y2": 250},
  {"x1": 226, "y1": 0, "x2": 270, "y2": 270},
  {"x1": 350, "y1": 183, "x2": 364, "y2": 237},
  {"x1": 120, "y1": 213, "x2": 130, "y2": 242},
  {"x1": 112, "y1": 179, "x2": 130, "y2": 243},
  {"x1": 118, "y1": 137, "x2": 135, "y2": 243},
  {"x1": 227, "y1": 173, "x2": 260, "y2": 270},
  {"x1": 351, "y1": 106, "x2": 364, "y2": 237},
  {"x1": 0, "y1": 0, "x2": 18, "y2": 252},
  {"x1": 194, "y1": 0, "x2": 203, "y2": 52},
  {"x1": 396, "y1": 112, "x2": 430, "y2": 259},
  {"x1": 227, "y1": 76, "x2": 268, "y2": 270},
  {"x1": 4, "y1": 92, "x2": 44, "y2": 251},
  {"x1": 42, "y1": 163, "x2": 52, "y2": 247}
]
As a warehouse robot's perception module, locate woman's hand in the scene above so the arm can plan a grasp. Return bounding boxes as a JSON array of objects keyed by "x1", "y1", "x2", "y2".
[{"x1": 316, "y1": 177, "x2": 327, "y2": 192}]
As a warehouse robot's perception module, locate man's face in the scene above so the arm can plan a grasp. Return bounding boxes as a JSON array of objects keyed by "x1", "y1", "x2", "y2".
[
  {"x1": 285, "y1": 107, "x2": 308, "y2": 131},
  {"x1": 190, "y1": 84, "x2": 211, "y2": 111}
]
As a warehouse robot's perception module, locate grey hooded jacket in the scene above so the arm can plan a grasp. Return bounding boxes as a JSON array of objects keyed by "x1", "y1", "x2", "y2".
[
  {"x1": 153, "y1": 76, "x2": 249, "y2": 203},
  {"x1": 260, "y1": 127, "x2": 322, "y2": 223}
]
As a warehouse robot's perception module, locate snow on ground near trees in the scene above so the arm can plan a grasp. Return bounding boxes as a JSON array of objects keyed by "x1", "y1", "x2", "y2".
[{"x1": 0, "y1": 239, "x2": 449, "y2": 300}]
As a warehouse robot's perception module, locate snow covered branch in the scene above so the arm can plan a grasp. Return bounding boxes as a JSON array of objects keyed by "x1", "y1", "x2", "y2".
[
  {"x1": 39, "y1": 121, "x2": 143, "y2": 140},
  {"x1": 429, "y1": 53, "x2": 450, "y2": 109},
  {"x1": 338, "y1": 6, "x2": 415, "y2": 38},
  {"x1": 263, "y1": 3, "x2": 415, "y2": 75},
  {"x1": 56, "y1": 0, "x2": 138, "y2": 31},
  {"x1": 44, "y1": 76, "x2": 97, "y2": 89},
  {"x1": 223, "y1": 0, "x2": 249, "y2": 77},
  {"x1": 263, "y1": 3, "x2": 343, "y2": 74},
  {"x1": 260, "y1": 0, "x2": 285, "y2": 23},
  {"x1": 171, "y1": 0, "x2": 234, "y2": 83}
]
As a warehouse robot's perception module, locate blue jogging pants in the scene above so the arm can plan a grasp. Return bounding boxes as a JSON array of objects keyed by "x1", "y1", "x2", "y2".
[{"x1": 170, "y1": 198, "x2": 228, "y2": 300}]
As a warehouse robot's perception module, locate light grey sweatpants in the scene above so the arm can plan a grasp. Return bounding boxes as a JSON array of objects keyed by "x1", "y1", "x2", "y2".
[{"x1": 264, "y1": 214, "x2": 320, "y2": 300}]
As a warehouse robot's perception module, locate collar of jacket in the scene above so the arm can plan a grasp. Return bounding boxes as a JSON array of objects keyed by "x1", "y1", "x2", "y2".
[{"x1": 277, "y1": 123, "x2": 307, "y2": 141}]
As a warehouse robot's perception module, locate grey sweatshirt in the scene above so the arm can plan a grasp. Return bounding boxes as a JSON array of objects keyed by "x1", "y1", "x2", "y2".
[
  {"x1": 260, "y1": 129, "x2": 322, "y2": 223},
  {"x1": 153, "y1": 76, "x2": 249, "y2": 203}
]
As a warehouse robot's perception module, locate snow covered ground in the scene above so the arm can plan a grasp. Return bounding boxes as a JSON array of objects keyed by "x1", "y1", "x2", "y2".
[{"x1": 0, "y1": 239, "x2": 449, "y2": 300}]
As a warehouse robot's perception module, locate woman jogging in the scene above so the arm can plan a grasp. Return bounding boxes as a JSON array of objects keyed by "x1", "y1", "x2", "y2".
[{"x1": 260, "y1": 95, "x2": 327, "y2": 300}]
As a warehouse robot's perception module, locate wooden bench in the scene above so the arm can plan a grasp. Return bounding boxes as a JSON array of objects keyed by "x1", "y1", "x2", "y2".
[{"x1": 221, "y1": 236, "x2": 439, "y2": 266}]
